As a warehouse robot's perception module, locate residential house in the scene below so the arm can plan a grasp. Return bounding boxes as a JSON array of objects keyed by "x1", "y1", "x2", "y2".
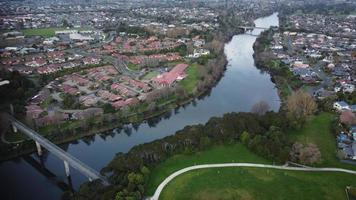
[
  {"x1": 340, "y1": 110, "x2": 356, "y2": 125},
  {"x1": 333, "y1": 101, "x2": 350, "y2": 111}
]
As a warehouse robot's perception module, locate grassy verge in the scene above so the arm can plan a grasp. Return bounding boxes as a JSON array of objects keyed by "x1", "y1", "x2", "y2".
[
  {"x1": 179, "y1": 63, "x2": 200, "y2": 93},
  {"x1": 145, "y1": 144, "x2": 270, "y2": 195},
  {"x1": 160, "y1": 167, "x2": 356, "y2": 200}
]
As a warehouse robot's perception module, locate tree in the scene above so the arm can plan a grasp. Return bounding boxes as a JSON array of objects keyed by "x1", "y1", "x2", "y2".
[
  {"x1": 251, "y1": 101, "x2": 270, "y2": 116},
  {"x1": 127, "y1": 172, "x2": 144, "y2": 185},
  {"x1": 147, "y1": 102, "x2": 157, "y2": 112},
  {"x1": 286, "y1": 90, "x2": 317, "y2": 124},
  {"x1": 62, "y1": 94, "x2": 76, "y2": 109},
  {"x1": 290, "y1": 142, "x2": 321, "y2": 165},
  {"x1": 240, "y1": 131, "x2": 250, "y2": 146}
]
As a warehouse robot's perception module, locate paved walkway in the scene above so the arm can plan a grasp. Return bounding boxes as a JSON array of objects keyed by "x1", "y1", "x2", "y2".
[{"x1": 151, "y1": 163, "x2": 356, "y2": 200}]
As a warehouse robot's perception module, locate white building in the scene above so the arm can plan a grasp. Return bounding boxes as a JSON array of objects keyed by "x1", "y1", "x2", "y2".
[{"x1": 333, "y1": 101, "x2": 350, "y2": 111}]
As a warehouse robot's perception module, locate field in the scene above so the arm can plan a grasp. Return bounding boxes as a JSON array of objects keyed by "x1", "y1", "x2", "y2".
[
  {"x1": 179, "y1": 63, "x2": 200, "y2": 93},
  {"x1": 289, "y1": 112, "x2": 356, "y2": 170},
  {"x1": 145, "y1": 144, "x2": 270, "y2": 195},
  {"x1": 22, "y1": 27, "x2": 90, "y2": 37},
  {"x1": 160, "y1": 167, "x2": 356, "y2": 200},
  {"x1": 142, "y1": 71, "x2": 160, "y2": 80},
  {"x1": 146, "y1": 112, "x2": 356, "y2": 199}
]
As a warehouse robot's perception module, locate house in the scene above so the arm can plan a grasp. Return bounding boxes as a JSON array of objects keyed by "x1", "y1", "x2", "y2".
[
  {"x1": 111, "y1": 83, "x2": 137, "y2": 97},
  {"x1": 83, "y1": 57, "x2": 100, "y2": 65},
  {"x1": 111, "y1": 98, "x2": 139, "y2": 110},
  {"x1": 60, "y1": 84, "x2": 80, "y2": 95},
  {"x1": 351, "y1": 105, "x2": 356, "y2": 112},
  {"x1": 69, "y1": 74, "x2": 90, "y2": 86},
  {"x1": 340, "y1": 110, "x2": 356, "y2": 125},
  {"x1": 79, "y1": 95, "x2": 99, "y2": 107},
  {"x1": 25, "y1": 59, "x2": 47, "y2": 67},
  {"x1": 152, "y1": 63, "x2": 188, "y2": 87},
  {"x1": 343, "y1": 84, "x2": 355, "y2": 93},
  {"x1": 26, "y1": 105, "x2": 44, "y2": 119},
  {"x1": 313, "y1": 88, "x2": 334, "y2": 100},
  {"x1": 333, "y1": 101, "x2": 350, "y2": 111}
]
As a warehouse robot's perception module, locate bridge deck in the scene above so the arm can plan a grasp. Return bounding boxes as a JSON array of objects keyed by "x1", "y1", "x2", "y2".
[
  {"x1": 239, "y1": 26, "x2": 268, "y2": 30},
  {"x1": 8, "y1": 115, "x2": 108, "y2": 185}
]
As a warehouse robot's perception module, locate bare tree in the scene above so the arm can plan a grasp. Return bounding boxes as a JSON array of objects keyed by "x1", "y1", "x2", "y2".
[
  {"x1": 205, "y1": 39, "x2": 224, "y2": 54},
  {"x1": 287, "y1": 90, "x2": 317, "y2": 122},
  {"x1": 251, "y1": 101, "x2": 270, "y2": 116}
]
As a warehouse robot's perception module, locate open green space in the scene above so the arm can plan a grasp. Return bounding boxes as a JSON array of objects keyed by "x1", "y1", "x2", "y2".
[
  {"x1": 289, "y1": 112, "x2": 356, "y2": 170},
  {"x1": 127, "y1": 63, "x2": 140, "y2": 71},
  {"x1": 145, "y1": 144, "x2": 270, "y2": 195},
  {"x1": 142, "y1": 71, "x2": 160, "y2": 80},
  {"x1": 22, "y1": 27, "x2": 90, "y2": 38},
  {"x1": 146, "y1": 112, "x2": 356, "y2": 199},
  {"x1": 160, "y1": 167, "x2": 356, "y2": 200},
  {"x1": 179, "y1": 63, "x2": 200, "y2": 93}
]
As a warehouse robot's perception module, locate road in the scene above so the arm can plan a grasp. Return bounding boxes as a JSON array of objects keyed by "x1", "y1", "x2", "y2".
[{"x1": 150, "y1": 163, "x2": 356, "y2": 200}]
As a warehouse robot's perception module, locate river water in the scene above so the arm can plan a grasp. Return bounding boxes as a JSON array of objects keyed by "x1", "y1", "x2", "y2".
[{"x1": 0, "y1": 13, "x2": 280, "y2": 200}]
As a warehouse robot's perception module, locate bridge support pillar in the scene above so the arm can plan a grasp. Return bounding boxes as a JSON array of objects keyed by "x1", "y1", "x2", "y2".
[
  {"x1": 64, "y1": 161, "x2": 70, "y2": 177},
  {"x1": 12, "y1": 123, "x2": 18, "y2": 133},
  {"x1": 35, "y1": 141, "x2": 42, "y2": 156}
]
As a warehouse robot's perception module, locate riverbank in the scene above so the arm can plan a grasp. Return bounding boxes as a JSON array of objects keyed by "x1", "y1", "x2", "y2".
[
  {"x1": 0, "y1": 76, "x2": 225, "y2": 161},
  {"x1": 252, "y1": 26, "x2": 302, "y2": 103}
]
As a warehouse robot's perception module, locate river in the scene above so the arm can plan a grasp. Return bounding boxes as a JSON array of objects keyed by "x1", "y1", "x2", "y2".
[{"x1": 0, "y1": 13, "x2": 280, "y2": 200}]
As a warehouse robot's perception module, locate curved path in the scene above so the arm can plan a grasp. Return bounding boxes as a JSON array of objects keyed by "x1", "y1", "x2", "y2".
[{"x1": 151, "y1": 163, "x2": 356, "y2": 200}]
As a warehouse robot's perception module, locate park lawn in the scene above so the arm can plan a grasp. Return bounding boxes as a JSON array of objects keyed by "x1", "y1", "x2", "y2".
[
  {"x1": 289, "y1": 112, "x2": 356, "y2": 170},
  {"x1": 179, "y1": 63, "x2": 200, "y2": 93},
  {"x1": 145, "y1": 143, "x2": 271, "y2": 196},
  {"x1": 127, "y1": 63, "x2": 140, "y2": 71},
  {"x1": 289, "y1": 113, "x2": 338, "y2": 166},
  {"x1": 160, "y1": 167, "x2": 356, "y2": 200},
  {"x1": 142, "y1": 71, "x2": 159, "y2": 80},
  {"x1": 22, "y1": 27, "x2": 91, "y2": 38}
]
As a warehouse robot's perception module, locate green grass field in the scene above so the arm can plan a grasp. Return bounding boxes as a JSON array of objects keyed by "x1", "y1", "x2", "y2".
[
  {"x1": 142, "y1": 71, "x2": 160, "y2": 80},
  {"x1": 127, "y1": 63, "x2": 140, "y2": 71},
  {"x1": 289, "y1": 112, "x2": 356, "y2": 170},
  {"x1": 145, "y1": 144, "x2": 270, "y2": 195},
  {"x1": 160, "y1": 167, "x2": 356, "y2": 200},
  {"x1": 22, "y1": 27, "x2": 90, "y2": 38},
  {"x1": 146, "y1": 112, "x2": 356, "y2": 199},
  {"x1": 179, "y1": 63, "x2": 200, "y2": 93}
]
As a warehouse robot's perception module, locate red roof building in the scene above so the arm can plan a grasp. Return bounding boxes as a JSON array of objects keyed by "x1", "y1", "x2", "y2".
[{"x1": 153, "y1": 63, "x2": 188, "y2": 87}]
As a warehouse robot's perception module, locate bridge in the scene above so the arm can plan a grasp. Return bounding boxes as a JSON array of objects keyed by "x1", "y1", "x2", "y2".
[
  {"x1": 238, "y1": 26, "x2": 268, "y2": 32},
  {"x1": 7, "y1": 114, "x2": 109, "y2": 186}
]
